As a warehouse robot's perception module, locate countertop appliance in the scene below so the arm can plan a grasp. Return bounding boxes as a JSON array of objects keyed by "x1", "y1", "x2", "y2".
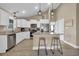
[{"x1": 21, "y1": 28, "x2": 25, "y2": 32}]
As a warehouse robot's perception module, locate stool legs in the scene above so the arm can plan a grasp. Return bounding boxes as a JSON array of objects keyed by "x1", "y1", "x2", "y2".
[
  {"x1": 38, "y1": 39, "x2": 40, "y2": 56},
  {"x1": 38, "y1": 38, "x2": 47, "y2": 56},
  {"x1": 44, "y1": 39, "x2": 48, "y2": 55},
  {"x1": 50, "y1": 37, "x2": 63, "y2": 55},
  {"x1": 58, "y1": 39, "x2": 63, "y2": 55},
  {"x1": 50, "y1": 38, "x2": 54, "y2": 54}
]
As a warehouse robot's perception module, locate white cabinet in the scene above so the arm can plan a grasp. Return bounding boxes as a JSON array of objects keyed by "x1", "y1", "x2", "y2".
[
  {"x1": 0, "y1": 9, "x2": 9, "y2": 26},
  {"x1": 0, "y1": 35, "x2": 7, "y2": 53},
  {"x1": 29, "y1": 20, "x2": 40, "y2": 28},
  {"x1": 17, "y1": 19, "x2": 21, "y2": 27},
  {"x1": 17, "y1": 19, "x2": 27, "y2": 27},
  {"x1": 26, "y1": 21, "x2": 30, "y2": 28},
  {"x1": 16, "y1": 32, "x2": 22, "y2": 44},
  {"x1": 55, "y1": 19, "x2": 64, "y2": 40},
  {"x1": 55, "y1": 19, "x2": 64, "y2": 34},
  {"x1": 16, "y1": 32, "x2": 30, "y2": 44},
  {"x1": 40, "y1": 19, "x2": 49, "y2": 24}
]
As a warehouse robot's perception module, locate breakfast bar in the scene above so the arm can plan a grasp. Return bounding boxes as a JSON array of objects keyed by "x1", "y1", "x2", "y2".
[{"x1": 33, "y1": 32, "x2": 60, "y2": 50}]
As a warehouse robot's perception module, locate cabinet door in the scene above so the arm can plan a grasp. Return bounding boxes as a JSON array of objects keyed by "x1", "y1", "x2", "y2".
[
  {"x1": 17, "y1": 19, "x2": 27, "y2": 27},
  {"x1": 26, "y1": 21, "x2": 30, "y2": 28},
  {"x1": 22, "y1": 20, "x2": 27, "y2": 27},
  {"x1": 0, "y1": 9, "x2": 9, "y2": 25},
  {"x1": 17, "y1": 19, "x2": 21, "y2": 27},
  {"x1": 0, "y1": 35, "x2": 7, "y2": 53}
]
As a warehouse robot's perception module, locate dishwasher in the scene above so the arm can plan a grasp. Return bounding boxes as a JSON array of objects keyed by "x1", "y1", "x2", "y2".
[{"x1": 7, "y1": 34, "x2": 16, "y2": 50}]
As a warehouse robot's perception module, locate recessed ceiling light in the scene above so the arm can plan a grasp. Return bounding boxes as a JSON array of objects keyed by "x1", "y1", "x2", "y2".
[
  {"x1": 35, "y1": 6, "x2": 38, "y2": 10},
  {"x1": 47, "y1": 3, "x2": 51, "y2": 5},
  {"x1": 22, "y1": 10, "x2": 26, "y2": 14}
]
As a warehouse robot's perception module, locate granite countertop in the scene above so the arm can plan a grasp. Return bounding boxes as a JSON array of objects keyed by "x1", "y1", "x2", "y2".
[
  {"x1": 0, "y1": 31, "x2": 15, "y2": 35},
  {"x1": 33, "y1": 31, "x2": 50, "y2": 35},
  {"x1": 0, "y1": 31, "x2": 30, "y2": 35},
  {"x1": 33, "y1": 31, "x2": 64, "y2": 35}
]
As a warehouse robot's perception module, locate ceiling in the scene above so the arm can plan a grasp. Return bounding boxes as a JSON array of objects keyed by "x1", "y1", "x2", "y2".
[{"x1": 0, "y1": 3, "x2": 60, "y2": 19}]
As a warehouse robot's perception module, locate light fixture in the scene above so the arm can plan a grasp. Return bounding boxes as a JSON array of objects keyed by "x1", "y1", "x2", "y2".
[
  {"x1": 38, "y1": 10, "x2": 42, "y2": 15},
  {"x1": 51, "y1": 9, "x2": 54, "y2": 15},
  {"x1": 13, "y1": 11, "x2": 19, "y2": 19},
  {"x1": 22, "y1": 10, "x2": 26, "y2": 14},
  {"x1": 38, "y1": 3, "x2": 42, "y2": 16},
  {"x1": 13, "y1": 12, "x2": 17, "y2": 19},
  {"x1": 47, "y1": 3, "x2": 51, "y2": 5},
  {"x1": 51, "y1": 3, "x2": 54, "y2": 16},
  {"x1": 35, "y1": 6, "x2": 38, "y2": 10}
]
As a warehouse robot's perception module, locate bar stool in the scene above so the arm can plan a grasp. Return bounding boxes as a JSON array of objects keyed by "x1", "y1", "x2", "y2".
[
  {"x1": 38, "y1": 37, "x2": 48, "y2": 56},
  {"x1": 50, "y1": 34, "x2": 63, "y2": 55}
]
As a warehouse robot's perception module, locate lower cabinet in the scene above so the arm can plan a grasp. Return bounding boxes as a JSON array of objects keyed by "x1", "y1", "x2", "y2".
[
  {"x1": 0, "y1": 35, "x2": 7, "y2": 53},
  {"x1": 16, "y1": 32, "x2": 30, "y2": 44},
  {"x1": 0, "y1": 32, "x2": 30, "y2": 53},
  {"x1": 0, "y1": 34, "x2": 16, "y2": 53}
]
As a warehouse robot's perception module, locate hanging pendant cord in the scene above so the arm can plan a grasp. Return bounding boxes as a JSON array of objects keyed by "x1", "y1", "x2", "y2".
[{"x1": 52, "y1": 3, "x2": 53, "y2": 10}]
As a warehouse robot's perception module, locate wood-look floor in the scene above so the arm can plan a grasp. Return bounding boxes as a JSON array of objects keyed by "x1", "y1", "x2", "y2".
[{"x1": 0, "y1": 39, "x2": 79, "y2": 56}]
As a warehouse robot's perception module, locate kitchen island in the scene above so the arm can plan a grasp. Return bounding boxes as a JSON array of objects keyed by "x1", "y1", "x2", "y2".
[{"x1": 33, "y1": 32, "x2": 56, "y2": 50}]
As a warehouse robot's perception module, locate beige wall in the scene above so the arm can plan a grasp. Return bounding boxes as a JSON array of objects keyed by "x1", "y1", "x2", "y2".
[
  {"x1": 55, "y1": 3, "x2": 77, "y2": 47},
  {"x1": 76, "y1": 4, "x2": 79, "y2": 46}
]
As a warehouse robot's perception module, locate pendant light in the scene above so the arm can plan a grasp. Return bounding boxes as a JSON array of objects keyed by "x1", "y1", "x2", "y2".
[
  {"x1": 38, "y1": 3, "x2": 42, "y2": 16},
  {"x1": 51, "y1": 3, "x2": 54, "y2": 16},
  {"x1": 13, "y1": 11, "x2": 19, "y2": 19},
  {"x1": 13, "y1": 12, "x2": 17, "y2": 19}
]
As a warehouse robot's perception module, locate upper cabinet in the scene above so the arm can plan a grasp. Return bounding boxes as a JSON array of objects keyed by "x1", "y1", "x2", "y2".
[
  {"x1": 17, "y1": 19, "x2": 27, "y2": 27},
  {"x1": 0, "y1": 9, "x2": 9, "y2": 26}
]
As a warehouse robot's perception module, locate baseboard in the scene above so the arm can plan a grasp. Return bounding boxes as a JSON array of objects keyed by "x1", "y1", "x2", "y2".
[
  {"x1": 0, "y1": 50, "x2": 6, "y2": 53},
  {"x1": 62, "y1": 40, "x2": 79, "y2": 48}
]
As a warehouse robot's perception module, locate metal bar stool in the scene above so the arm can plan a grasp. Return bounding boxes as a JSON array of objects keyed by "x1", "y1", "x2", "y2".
[
  {"x1": 38, "y1": 37, "x2": 48, "y2": 56},
  {"x1": 50, "y1": 35, "x2": 63, "y2": 55}
]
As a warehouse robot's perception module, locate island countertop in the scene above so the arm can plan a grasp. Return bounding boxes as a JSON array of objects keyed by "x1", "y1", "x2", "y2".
[
  {"x1": 33, "y1": 31, "x2": 62, "y2": 50},
  {"x1": 33, "y1": 31, "x2": 50, "y2": 35}
]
